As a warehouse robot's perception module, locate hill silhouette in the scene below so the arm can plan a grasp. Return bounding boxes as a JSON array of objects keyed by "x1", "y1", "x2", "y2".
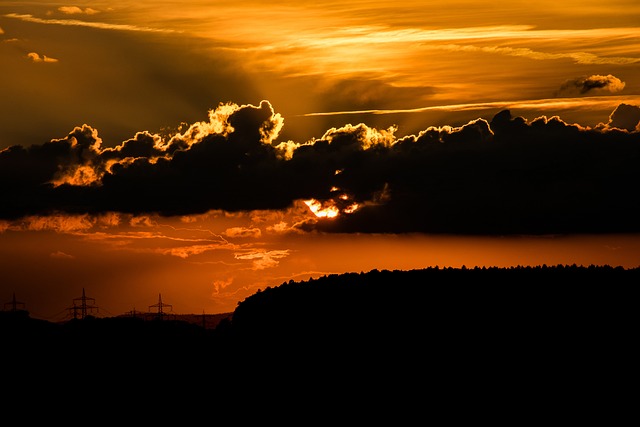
[
  {"x1": 4, "y1": 264, "x2": 635, "y2": 352},
  {"x1": 3, "y1": 264, "x2": 635, "y2": 415},
  {"x1": 3, "y1": 264, "x2": 636, "y2": 383}
]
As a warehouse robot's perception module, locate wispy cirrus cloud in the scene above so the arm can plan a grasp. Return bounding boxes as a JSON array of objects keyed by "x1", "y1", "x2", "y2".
[
  {"x1": 50, "y1": 250, "x2": 75, "y2": 259},
  {"x1": 301, "y1": 95, "x2": 639, "y2": 117},
  {"x1": 429, "y1": 44, "x2": 640, "y2": 66},
  {"x1": 234, "y1": 249, "x2": 291, "y2": 270},
  {"x1": 4, "y1": 13, "x2": 179, "y2": 33},
  {"x1": 214, "y1": 24, "x2": 640, "y2": 77},
  {"x1": 224, "y1": 227, "x2": 262, "y2": 238}
]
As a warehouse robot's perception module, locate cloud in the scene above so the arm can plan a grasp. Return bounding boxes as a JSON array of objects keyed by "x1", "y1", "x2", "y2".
[
  {"x1": 20, "y1": 215, "x2": 95, "y2": 233},
  {"x1": 557, "y1": 74, "x2": 625, "y2": 96},
  {"x1": 266, "y1": 221, "x2": 295, "y2": 234},
  {"x1": 224, "y1": 227, "x2": 262, "y2": 238},
  {"x1": 602, "y1": 103, "x2": 640, "y2": 132},
  {"x1": 235, "y1": 249, "x2": 291, "y2": 270},
  {"x1": 130, "y1": 216, "x2": 156, "y2": 227},
  {"x1": 160, "y1": 244, "x2": 222, "y2": 259},
  {"x1": 57, "y1": 6, "x2": 100, "y2": 15},
  {"x1": 433, "y1": 44, "x2": 640, "y2": 66},
  {"x1": 212, "y1": 277, "x2": 234, "y2": 295},
  {"x1": 2, "y1": 100, "x2": 640, "y2": 235},
  {"x1": 4, "y1": 13, "x2": 177, "y2": 34},
  {"x1": 26, "y1": 52, "x2": 59, "y2": 63},
  {"x1": 50, "y1": 251, "x2": 75, "y2": 259},
  {"x1": 301, "y1": 95, "x2": 638, "y2": 117}
]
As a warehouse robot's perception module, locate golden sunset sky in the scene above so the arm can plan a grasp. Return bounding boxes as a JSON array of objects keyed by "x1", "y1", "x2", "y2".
[{"x1": 1, "y1": 1, "x2": 639, "y2": 320}]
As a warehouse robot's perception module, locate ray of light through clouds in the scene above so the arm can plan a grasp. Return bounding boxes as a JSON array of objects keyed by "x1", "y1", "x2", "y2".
[{"x1": 0, "y1": 1, "x2": 639, "y2": 319}]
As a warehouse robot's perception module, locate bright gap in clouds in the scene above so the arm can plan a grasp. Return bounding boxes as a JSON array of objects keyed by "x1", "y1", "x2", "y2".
[{"x1": 304, "y1": 199, "x2": 339, "y2": 218}]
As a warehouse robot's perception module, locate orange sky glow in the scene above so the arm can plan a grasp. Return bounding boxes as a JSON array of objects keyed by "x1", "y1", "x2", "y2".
[{"x1": 1, "y1": 1, "x2": 639, "y2": 320}]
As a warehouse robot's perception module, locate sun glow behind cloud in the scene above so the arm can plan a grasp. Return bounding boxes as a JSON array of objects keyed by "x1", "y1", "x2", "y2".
[{"x1": 304, "y1": 199, "x2": 339, "y2": 219}]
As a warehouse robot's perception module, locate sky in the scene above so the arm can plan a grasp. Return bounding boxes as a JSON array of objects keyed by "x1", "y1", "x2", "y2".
[{"x1": 1, "y1": 1, "x2": 639, "y2": 320}]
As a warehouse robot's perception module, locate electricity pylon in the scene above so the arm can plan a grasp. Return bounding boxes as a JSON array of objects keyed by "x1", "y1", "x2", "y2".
[
  {"x1": 148, "y1": 293, "x2": 172, "y2": 320},
  {"x1": 3, "y1": 293, "x2": 26, "y2": 312},
  {"x1": 68, "y1": 288, "x2": 99, "y2": 319}
]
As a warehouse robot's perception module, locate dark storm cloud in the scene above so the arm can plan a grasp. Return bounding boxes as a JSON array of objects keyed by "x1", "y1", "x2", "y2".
[
  {"x1": 311, "y1": 109, "x2": 640, "y2": 235},
  {"x1": 557, "y1": 74, "x2": 625, "y2": 95},
  {"x1": 602, "y1": 103, "x2": 640, "y2": 132},
  {"x1": 2, "y1": 100, "x2": 640, "y2": 235}
]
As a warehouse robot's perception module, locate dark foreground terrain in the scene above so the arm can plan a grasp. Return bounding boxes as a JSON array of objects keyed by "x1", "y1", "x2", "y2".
[
  {"x1": 4, "y1": 264, "x2": 636, "y2": 351},
  {"x1": 2, "y1": 264, "x2": 636, "y2": 415}
]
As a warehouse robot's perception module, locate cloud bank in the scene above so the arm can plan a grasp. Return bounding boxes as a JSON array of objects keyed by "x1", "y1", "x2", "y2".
[{"x1": 2, "y1": 100, "x2": 640, "y2": 235}]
